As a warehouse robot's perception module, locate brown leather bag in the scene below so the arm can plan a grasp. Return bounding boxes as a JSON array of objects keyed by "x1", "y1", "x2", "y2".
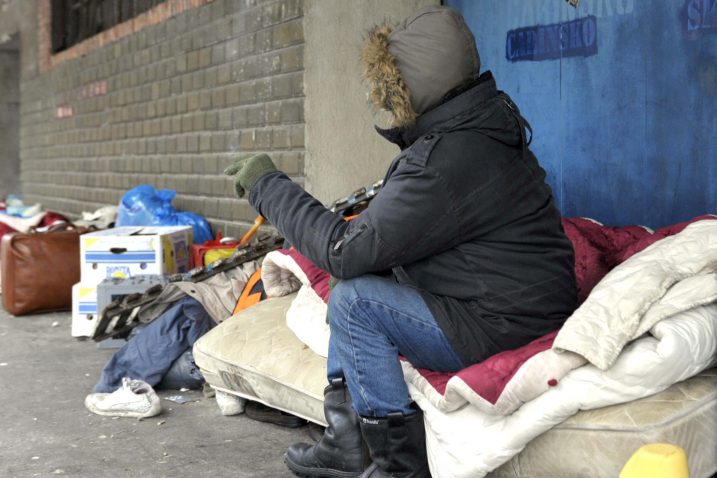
[{"x1": 1, "y1": 225, "x2": 85, "y2": 315}]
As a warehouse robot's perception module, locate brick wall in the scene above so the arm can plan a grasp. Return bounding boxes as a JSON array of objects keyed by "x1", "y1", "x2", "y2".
[
  {"x1": 0, "y1": 42, "x2": 21, "y2": 199},
  {"x1": 21, "y1": 0, "x2": 304, "y2": 238}
]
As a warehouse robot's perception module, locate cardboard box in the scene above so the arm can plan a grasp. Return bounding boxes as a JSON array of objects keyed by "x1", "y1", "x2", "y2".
[
  {"x1": 80, "y1": 226, "x2": 192, "y2": 283},
  {"x1": 95, "y1": 275, "x2": 167, "y2": 316},
  {"x1": 71, "y1": 275, "x2": 169, "y2": 339},
  {"x1": 71, "y1": 282, "x2": 98, "y2": 338}
]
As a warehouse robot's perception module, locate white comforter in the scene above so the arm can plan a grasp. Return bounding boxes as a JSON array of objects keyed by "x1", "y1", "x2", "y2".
[
  {"x1": 413, "y1": 304, "x2": 717, "y2": 478},
  {"x1": 410, "y1": 220, "x2": 717, "y2": 477},
  {"x1": 554, "y1": 220, "x2": 717, "y2": 369}
]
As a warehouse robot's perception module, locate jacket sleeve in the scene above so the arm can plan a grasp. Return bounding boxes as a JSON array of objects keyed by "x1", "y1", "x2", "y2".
[{"x1": 249, "y1": 162, "x2": 461, "y2": 279}]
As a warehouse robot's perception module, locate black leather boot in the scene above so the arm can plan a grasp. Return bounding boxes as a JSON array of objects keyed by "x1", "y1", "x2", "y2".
[
  {"x1": 358, "y1": 408, "x2": 431, "y2": 478},
  {"x1": 285, "y1": 378, "x2": 367, "y2": 477}
]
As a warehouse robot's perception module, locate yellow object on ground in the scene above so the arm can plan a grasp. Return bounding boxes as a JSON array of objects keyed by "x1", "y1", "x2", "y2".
[{"x1": 620, "y1": 443, "x2": 690, "y2": 478}]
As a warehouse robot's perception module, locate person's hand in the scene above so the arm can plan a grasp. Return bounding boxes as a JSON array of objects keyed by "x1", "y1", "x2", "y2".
[{"x1": 223, "y1": 153, "x2": 277, "y2": 198}]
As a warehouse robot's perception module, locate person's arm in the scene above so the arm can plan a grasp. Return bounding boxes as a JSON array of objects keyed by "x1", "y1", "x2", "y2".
[{"x1": 249, "y1": 160, "x2": 461, "y2": 278}]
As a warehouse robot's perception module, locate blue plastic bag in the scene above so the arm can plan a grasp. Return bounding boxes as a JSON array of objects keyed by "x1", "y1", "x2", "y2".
[
  {"x1": 116, "y1": 185, "x2": 175, "y2": 226},
  {"x1": 158, "y1": 211, "x2": 213, "y2": 244},
  {"x1": 116, "y1": 185, "x2": 212, "y2": 244}
]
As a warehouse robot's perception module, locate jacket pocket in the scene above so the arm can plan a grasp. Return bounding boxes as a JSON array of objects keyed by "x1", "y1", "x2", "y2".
[{"x1": 332, "y1": 222, "x2": 369, "y2": 252}]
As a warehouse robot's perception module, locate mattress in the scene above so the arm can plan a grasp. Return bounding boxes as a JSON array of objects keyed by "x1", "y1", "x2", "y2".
[
  {"x1": 194, "y1": 294, "x2": 716, "y2": 476},
  {"x1": 193, "y1": 293, "x2": 329, "y2": 426},
  {"x1": 487, "y1": 368, "x2": 717, "y2": 478}
]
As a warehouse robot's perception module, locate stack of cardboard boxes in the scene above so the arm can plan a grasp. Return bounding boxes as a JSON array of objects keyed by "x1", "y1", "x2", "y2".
[{"x1": 71, "y1": 226, "x2": 193, "y2": 337}]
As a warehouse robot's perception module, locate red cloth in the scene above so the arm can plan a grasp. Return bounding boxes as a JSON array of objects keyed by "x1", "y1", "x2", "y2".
[
  {"x1": 40, "y1": 211, "x2": 71, "y2": 227},
  {"x1": 278, "y1": 248, "x2": 332, "y2": 302},
  {"x1": 414, "y1": 331, "x2": 559, "y2": 403},
  {"x1": 562, "y1": 218, "x2": 653, "y2": 303},
  {"x1": 0, "y1": 222, "x2": 17, "y2": 242},
  {"x1": 562, "y1": 215, "x2": 716, "y2": 303},
  {"x1": 1, "y1": 211, "x2": 67, "y2": 255}
]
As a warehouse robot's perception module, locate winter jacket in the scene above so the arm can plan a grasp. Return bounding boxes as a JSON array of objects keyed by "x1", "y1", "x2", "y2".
[{"x1": 249, "y1": 72, "x2": 577, "y2": 365}]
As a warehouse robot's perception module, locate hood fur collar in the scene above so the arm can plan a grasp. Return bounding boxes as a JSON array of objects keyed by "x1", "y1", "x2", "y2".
[{"x1": 361, "y1": 23, "x2": 417, "y2": 128}]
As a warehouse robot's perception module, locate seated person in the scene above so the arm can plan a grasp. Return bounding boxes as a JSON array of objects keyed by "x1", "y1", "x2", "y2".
[{"x1": 225, "y1": 5, "x2": 577, "y2": 477}]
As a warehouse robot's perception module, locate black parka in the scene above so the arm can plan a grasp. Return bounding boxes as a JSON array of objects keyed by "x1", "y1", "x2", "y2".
[{"x1": 250, "y1": 72, "x2": 577, "y2": 364}]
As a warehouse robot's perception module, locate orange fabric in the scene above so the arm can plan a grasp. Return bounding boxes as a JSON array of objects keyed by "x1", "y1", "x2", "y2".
[{"x1": 233, "y1": 267, "x2": 266, "y2": 314}]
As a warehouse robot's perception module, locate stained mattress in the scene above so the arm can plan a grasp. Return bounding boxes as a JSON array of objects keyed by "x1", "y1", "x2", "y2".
[
  {"x1": 193, "y1": 295, "x2": 716, "y2": 476},
  {"x1": 488, "y1": 368, "x2": 717, "y2": 478},
  {"x1": 193, "y1": 294, "x2": 329, "y2": 425}
]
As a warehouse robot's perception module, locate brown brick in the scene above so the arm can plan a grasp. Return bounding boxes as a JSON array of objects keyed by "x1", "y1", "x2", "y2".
[
  {"x1": 217, "y1": 64, "x2": 231, "y2": 85},
  {"x1": 271, "y1": 75, "x2": 292, "y2": 99},
  {"x1": 211, "y1": 88, "x2": 226, "y2": 108},
  {"x1": 199, "y1": 134, "x2": 212, "y2": 152},
  {"x1": 288, "y1": 124, "x2": 304, "y2": 148},
  {"x1": 266, "y1": 102, "x2": 281, "y2": 124},
  {"x1": 273, "y1": 18, "x2": 303, "y2": 48},
  {"x1": 200, "y1": 91, "x2": 212, "y2": 110},
  {"x1": 219, "y1": 110, "x2": 232, "y2": 130},
  {"x1": 280, "y1": 45, "x2": 303, "y2": 73},
  {"x1": 187, "y1": 93, "x2": 200, "y2": 111},
  {"x1": 211, "y1": 133, "x2": 228, "y2": 152},
  {"x1": 193, "y1": 113, "x2": 206, "y2": 131},
  {"x1": 187, "y1": 51, "x2": 199, "y2": 71},
  {"x1": 273, "y1": 151, "x2": 304, "y2": 176},
  {"x1": 239, "y1": 130, "x2": 255, "y2": 150},
  {"x1": 206, "y1": 112, "x2": 219, "y2": 130},
  {"x1": 187, "y1": 134, "x2": 199, "y2": 153},
  {"x1": 247, "y1": 105, "x2": 265, "y2": 126},
  {"x1": 199, "y1": 47, "x2": 212, "y2": 69},
  {"x1": 281, "y1": 99, "x2": 302, "y2": 123},
  {"x1": 271, "y1": 127, "x2": 290, "y2": 150}
]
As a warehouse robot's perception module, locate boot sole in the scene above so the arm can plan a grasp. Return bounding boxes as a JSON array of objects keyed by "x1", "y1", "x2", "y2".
[{"x1": 283, "y1": 453, "x2": 363, "y2": 478}]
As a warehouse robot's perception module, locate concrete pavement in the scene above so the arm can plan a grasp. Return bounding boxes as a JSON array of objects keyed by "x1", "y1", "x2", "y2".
[{"x1": 0, "y1": 309, "x2": 311, "y2": 478}]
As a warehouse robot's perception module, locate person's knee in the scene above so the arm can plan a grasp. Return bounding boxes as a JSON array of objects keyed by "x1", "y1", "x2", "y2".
[
  {"x1": 329, "y1": 279, "x2": 355, "y2": 310},
  {"x1": 334, "y1": 275, "x2": 387, "y2": 297},
  {"x1": 329, "y1": 276, "x2": 383, "y2": 308},
  {"x1": 328, "y1": 278, "x2": 359, "y2": 327},
  {"x1": 328, "y1": 276, "x2": 379, "y2": 328}
]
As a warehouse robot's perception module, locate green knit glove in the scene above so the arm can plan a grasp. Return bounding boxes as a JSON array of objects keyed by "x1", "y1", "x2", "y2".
[{"x1": 223, "y1": 153, "x2": 277, "y2": 198}]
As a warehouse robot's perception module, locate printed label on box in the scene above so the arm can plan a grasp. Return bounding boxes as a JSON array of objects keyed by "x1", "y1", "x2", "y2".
[{"x1": 106, "y1": 266, "x2": 132, "y2": 279}]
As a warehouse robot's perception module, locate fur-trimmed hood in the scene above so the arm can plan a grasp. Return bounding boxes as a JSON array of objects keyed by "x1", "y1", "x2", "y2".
[{"x1": 361, "y1": 6, "x2": 480, "y2": 128}]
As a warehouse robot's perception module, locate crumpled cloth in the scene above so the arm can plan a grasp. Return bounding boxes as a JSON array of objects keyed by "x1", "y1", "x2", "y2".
[{"x1": 138, "y1": 261, "x2": 258, "y2": 324}]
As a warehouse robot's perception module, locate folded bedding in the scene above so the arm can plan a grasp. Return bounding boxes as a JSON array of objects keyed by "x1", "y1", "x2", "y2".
[{"x1": 410, "y1": 304, "x2": 717, "y2": 477}]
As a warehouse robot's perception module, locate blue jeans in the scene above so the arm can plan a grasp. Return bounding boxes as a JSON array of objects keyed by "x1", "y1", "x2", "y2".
[
  {"x1": 94, "y1": 297, "x2": 214, "y2": 393},
  {"x1": 327, "y1": 275, "x2": 465, "y2": 417}
]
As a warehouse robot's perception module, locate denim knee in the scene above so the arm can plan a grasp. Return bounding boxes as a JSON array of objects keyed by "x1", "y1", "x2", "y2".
[
  {"x1": 328, "y1": 276, "x2": 383, "y2": 330},
  {"x1": 327, "y1": 278, "x2": 358, "y2": 329}
]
